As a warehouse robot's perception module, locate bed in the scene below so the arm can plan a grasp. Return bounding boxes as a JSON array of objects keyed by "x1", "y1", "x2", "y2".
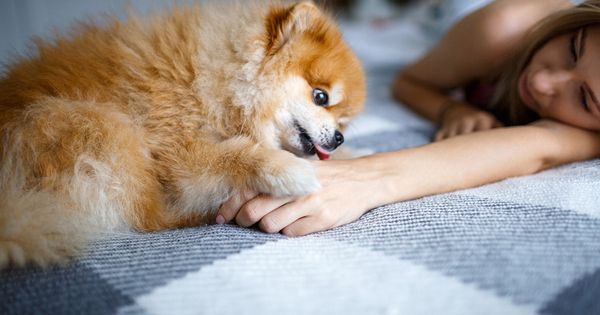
[{"x1": 2, "y1": 8, "x2": 600, "y2": 315}]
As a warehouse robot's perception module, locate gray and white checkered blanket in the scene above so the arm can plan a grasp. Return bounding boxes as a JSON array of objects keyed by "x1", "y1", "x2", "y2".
[{"x1": 2, "y1": 15, "x2": 600, "y2": 315}]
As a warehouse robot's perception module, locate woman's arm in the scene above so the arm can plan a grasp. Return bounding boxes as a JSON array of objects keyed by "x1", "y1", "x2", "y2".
[
  {"x1": 369, "y1": 121, "x2": 600, "y2": 204},
  {"x1": 217, "y1": 121, "x2": 600, "y2": 236}
]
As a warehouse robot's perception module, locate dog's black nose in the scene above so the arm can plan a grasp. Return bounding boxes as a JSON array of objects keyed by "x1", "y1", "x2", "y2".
[
  {"x1": 333, "y1": 130, "x2": 344, "y2": 148},
  {"x1": 323, "y1": 130, "x2": 344, "y2": 151}
]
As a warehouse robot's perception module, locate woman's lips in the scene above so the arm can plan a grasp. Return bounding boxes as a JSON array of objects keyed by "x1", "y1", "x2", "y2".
[{"x1": 519, "y1": 71, "x2": 537, "y2": 109}]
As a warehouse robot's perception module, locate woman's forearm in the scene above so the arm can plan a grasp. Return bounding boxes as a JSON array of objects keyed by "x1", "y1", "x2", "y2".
[
  {"x1": 360, "y1": 123, "x2": 600, "y2": 206},
  {"x1": 393, "y1": 73, "x2": 450, "y2": 123}
]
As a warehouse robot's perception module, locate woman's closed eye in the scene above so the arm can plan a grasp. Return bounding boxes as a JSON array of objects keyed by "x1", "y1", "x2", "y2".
[
  {"x1": 580, "y1": 86, "x2": 590, "y2": 112},
  {"x1": 570, "y1": 29, "x2": 590, "y2": 112}
]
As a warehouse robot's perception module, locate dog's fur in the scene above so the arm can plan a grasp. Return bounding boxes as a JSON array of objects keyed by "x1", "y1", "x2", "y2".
[{"x1": 0, "y1": 1, "x2": 365, "y2": 268}]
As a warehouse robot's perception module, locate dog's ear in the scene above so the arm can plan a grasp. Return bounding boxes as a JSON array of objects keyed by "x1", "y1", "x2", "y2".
[{"x1": 264, "y1": 1, "x2": 323, "y2": 56}]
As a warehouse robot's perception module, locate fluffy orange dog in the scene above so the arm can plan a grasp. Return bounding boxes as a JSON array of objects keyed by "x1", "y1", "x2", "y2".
[{"x1": 0, "y1": 1, "x2": 365, "y2": 268}]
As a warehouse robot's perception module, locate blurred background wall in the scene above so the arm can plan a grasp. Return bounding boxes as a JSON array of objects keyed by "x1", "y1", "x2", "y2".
[
  {"x1": 0, "y1": 0, "x2": 423, "y2": 65},
  {"x1": 0, "y1": 0, "x2": 197, "y2": 64}
]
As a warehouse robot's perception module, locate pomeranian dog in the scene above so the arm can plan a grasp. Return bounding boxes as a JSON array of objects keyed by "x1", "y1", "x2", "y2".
[{"x1": 0, "y1": 0, "x2": 365, "y2": 268}]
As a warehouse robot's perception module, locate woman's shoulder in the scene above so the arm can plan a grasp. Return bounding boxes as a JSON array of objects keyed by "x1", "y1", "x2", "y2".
[
  {"x1": 448, "y1": 0, "x2": 572, "y2": 78},
  {"x1": 467, "y1": 0, "x2": 571, "y2": 51}
]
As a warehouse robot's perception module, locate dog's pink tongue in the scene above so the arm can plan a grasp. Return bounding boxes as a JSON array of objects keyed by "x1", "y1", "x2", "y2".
[{"x1": 315, "y1": 144, "x2": 331, "y2": 161}]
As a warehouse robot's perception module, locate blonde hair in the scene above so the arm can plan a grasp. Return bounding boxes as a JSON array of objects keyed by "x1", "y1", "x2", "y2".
[{"x1": 491, "y1": 0, "x2": 600, "y2": 125}]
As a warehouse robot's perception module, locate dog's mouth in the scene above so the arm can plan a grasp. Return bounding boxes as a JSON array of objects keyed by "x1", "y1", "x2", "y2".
[{"x1": 295, "y1": 123, "x2": 332, "y2": 161}]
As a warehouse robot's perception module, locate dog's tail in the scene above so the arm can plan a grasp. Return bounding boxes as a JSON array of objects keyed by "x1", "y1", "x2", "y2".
[
  {"x1": 0, "y1": 150, "x2": 128, "y2": 269},
  {"x1": 0, "y1": 186, "x2": 89, "y2": 268}
]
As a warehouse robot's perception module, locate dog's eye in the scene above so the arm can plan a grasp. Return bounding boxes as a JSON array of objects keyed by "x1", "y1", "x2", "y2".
[{"x1": 312, "y1": 88, "x2": 329, "y2": 107}]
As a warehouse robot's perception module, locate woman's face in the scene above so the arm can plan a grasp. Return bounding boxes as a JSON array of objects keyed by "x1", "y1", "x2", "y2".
[{"x1": 519, "y1": 25, "x2": 600, "y2": 130}]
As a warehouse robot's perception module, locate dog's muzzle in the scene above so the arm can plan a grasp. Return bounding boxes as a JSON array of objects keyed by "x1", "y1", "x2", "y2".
[{"x1": 296, "y1": 123, "x2": 344, "y2": 160}]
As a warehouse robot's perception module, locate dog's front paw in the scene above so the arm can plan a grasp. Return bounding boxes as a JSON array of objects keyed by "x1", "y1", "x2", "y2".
[{"x1": 254, "y1": 150, "x2": 320, "y2": 197}]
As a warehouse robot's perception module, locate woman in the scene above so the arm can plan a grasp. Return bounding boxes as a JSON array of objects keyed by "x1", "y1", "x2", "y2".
[{"x1": 216, "y1": 0, "x2": 600, "y2": 236}]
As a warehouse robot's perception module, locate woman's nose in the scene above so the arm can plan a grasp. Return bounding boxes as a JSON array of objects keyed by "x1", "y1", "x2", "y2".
[{"x1": 530, "y1": 69, "x2": 574, "y2": 97}]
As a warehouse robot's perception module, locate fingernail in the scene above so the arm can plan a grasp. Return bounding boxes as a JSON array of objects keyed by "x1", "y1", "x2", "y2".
[{"x1": 216, "y1": 214, "x2": 225, "y2": 225}]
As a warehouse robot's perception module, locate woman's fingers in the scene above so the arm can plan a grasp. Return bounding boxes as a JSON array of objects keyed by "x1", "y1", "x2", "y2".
[
  {"x1": 447, "y1": 122, "x2": 462, "y2": 138},
  {"x1": 280, "y1": 198, "x2": 338, "y2": 237},
  {"x1": 436, "y1": 123, "x2": 463, "y2": 141},
  {"x1": 434, "y1": 129, "x2": 447, "y2": 141},
  {"x1": 257, "y1": 201, "x2": 311, "y2": 234},
  {"x1": 435, "y1": 104, "x2": 507, "y2": 142},
  {"x1": 434, "y1": 129, "x2": 446, "y2": 141},
  {"x1": 475, "y1": 114, "x2": 507, "y2": 131},
  {"x1": 458, "y1": 119, "x2": 476, "y2": 135},
  {"x1": 438, "y1": 115, "x2": 499, "y2": 142},
  {"x1": 435, "y1": 123, "x2": 458, "y2": 141},
  {"x1": 235, "y1": 195, "x2": 293, "y2": 227},
  {"x1": 281, "y1": 215, "x2": 330, "y2": 237},
  {"x1": 473, "y1": 117, "x2": 491, "y2": 131},
  {"x1": 217, "y1": 190, "x2": 258, "y2": 224}
]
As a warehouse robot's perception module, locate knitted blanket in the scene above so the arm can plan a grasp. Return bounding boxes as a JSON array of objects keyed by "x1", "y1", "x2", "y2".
[{"x1": 2, "y1": 15, "x2": 600, "y2": 315}]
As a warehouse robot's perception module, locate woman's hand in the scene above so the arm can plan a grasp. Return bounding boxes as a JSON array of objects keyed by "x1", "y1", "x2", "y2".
[
  {"x1": 216, "y1": 158, "x2": 389, "y2": 236},
  {"x1": 435, "y1": 101, "x2": 503, "y2": 141}
]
